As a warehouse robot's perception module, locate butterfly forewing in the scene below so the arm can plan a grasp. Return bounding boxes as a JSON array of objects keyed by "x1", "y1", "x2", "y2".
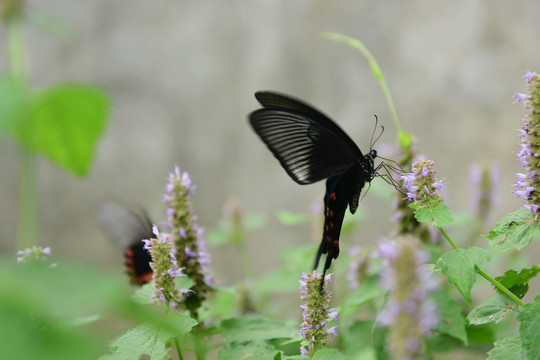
[{"x1": 250, "y1": 109, "x2": 360, "y2": 184}]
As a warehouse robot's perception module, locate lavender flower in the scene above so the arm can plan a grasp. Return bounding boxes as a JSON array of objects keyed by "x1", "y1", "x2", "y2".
[
  {"x1": 144, "y1": 225, "x2": 190, "y2": 307},
  {"x1": 163, "y1": 165, "x2": 212, "y2": 316},
  {"x1": 513, "y1": 71, "x2": 540, "y2": 214},
  {"x1": 16, "y1": 246, "x2": 54, "y2": 266},
  {"x1": 401, "y1": 158, "x2": 445, "y2": 206},
  {"x1": 298, "y1": 271, "x2": 338, "y2": 357},
  {"x1": 469, "y1": 162, "x2": 501, "y2": 221},
  {"x1": 376, "y1": 237, "x2": 438, "y2": 359}
]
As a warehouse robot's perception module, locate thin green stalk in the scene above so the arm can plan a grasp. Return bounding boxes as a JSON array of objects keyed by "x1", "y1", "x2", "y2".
[
  {"x1": 476, "y1": 268, "x2": 525, "y2": 308},
  {"x1": 437, "y1": 227, "x2": 458, "y2": 250},
  {"x1": 320, "y1": 32, "x2": 412, "y2": 154},
  {"x1": 7, "y1": 17, "x2": 37, "y2": 249},
  {"x1": 438, "y1": 226, "x2": 525, "y2": 308}
]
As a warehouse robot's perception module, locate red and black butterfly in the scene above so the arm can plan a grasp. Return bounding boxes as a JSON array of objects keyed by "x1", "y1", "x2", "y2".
[
  {"x1": 249, "y1": 91, "x2": 381, "y2": 277},
  {"x1": 96, "y1": 201, "x2": 154, "y2": 285}
]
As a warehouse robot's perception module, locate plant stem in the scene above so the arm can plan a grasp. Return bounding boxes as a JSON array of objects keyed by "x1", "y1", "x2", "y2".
[
  {"x1": 437, "y1": 226, "x2": 525, "y2": 308},
  {"x1": 7, "y1": 17, "x2": 37, "y2": 250},
  {"x1": 476, "y1": 268, "x2": 526, "y2": 308},
  {"x1": 437, "y1": 227, "x2": 458, "y2": 250}
]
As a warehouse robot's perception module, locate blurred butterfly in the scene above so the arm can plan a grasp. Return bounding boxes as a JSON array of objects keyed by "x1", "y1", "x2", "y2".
[
  {"x1": 96, "y1": 201, "x2": 154, "y2": 285},
  {"x1": 249, "y1": 91, "x2": 383, "y2": 278}
]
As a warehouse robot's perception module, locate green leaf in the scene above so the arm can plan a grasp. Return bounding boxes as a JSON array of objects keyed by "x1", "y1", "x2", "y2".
[
  {"x1": 0, "y1": 75, "x2": 28, "y2": 137},
  {"x1": 341, "y1": 279, "x2": 385, "y2": 321},
  {"x1": 132, "y1": 282, "x2": 155, "y2": 305},
  {"x1": 220, "y1": 316, "x2": 301, "y2": 342},
  {"x1": 517, "y1": 295, "x2": 540, "y2": 360},
  {"x1": 486, "y1": 209, "x2": 540, "y2": 252},
  {"x1": 433, "y1": 291, "x2": 468, "y2": 344},
  {"x1": 494, "y1": 265, "x2": 540, "y2": 299},
  {"x1": 467, "y1": 295, "x2": 518, "y2": 325},
  {"x1": 218, "y1": 341, "x2": 281, "y2": 360},
  {"x1": 412, "y1": 201, "x2": 453, "y2": 227},
  {"x1": 435, "y1": 248, "x2": 490, "y2": 306},
  {"x1": 276, "y1": 210, "x2": 313, "y2": 225},
  {"x1": 12, "y1": 84, "x2": 109, "y2": 176},
  {"x1": 313, "y1": 348, "x2": 349, "y2": 360},
  {"x1": 110, "y1": 315, "x2": 197, "y2": 359},
  {"x1": 487, "y1": 336, "x2": 527, "y2": 360}
]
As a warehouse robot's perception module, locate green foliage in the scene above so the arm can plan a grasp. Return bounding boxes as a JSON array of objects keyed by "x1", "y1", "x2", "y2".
[
  {"x1": 487, "y1": 336, "x2": 527, "y2": 360},
  {"x1": 220, "y1": 316, "x2": 301, "y2": 342},
  {"x1": 486, "y1": 209, "x2": 540, "y2": 252},
  {"x1": 218, "y1": 341, "x2": 282, "y2": 360},
  {"x1": 11, "y1": 84, "x2": 109, "y2": 176},
  {"x1": 467, "y1": 295, "x2": 519, "y2": 325},
  {"x1": 517, "y1": 295, "x2": 540, "y2": 360},
  {"x1": 411, "y1": 200, "x2": 453, "y2": 227},
  {"x1": 433, "y1": 291, "x2": 468, "y2": 344},
  {"x1": 435, "y1": 247, "x2": 490, "y2": 306},
  {"x1": 494, "y1": 265, "x2": 540, "y2": 299}
]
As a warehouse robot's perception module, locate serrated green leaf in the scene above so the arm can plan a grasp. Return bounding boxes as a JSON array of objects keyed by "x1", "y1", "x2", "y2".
[
  {"x1": 467, "y1": 295, "x2": 518, "y2": 325},
  {"x1": 517, "y1": 295, "x2": 540, "y2": 360},
  {"x1": 486, "y1": 209, "x2": 540, "y2": 252},
  {"x1": 110, "y1": 315, "x2": 197, "y2": 359},
  {"x1": 494, "y1": 265, "x2": 540, "y2": 299},
  {"x1": 220, "y1": 317, "x2": 301, "y2": 342},
  {"x1": 412, "y1": 202, "x2": 453, "y2": 227},
  {"x1": 12, "y1": 84, "x2": 109, "y2": 176},
  {"x1": 313, "y1": 347, "x2": 349, "y2": 360},
  {"x1": 487, "y1": 336, "x2": 527, "y2": 360},
  {"x1": 218, "y1": 341, "x2": 281, "y2": 360},
  {"x1": 435, "y1": 248, "x2": 490, "y2": 306},
  {"x1": 433, "y1": 291, "x2": 468, "y2": 344}
]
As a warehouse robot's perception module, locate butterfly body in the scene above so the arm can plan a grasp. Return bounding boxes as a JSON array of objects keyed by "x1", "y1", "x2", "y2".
[{"x1": 249, "y1": 91, "x2": 378, "y2": 274}]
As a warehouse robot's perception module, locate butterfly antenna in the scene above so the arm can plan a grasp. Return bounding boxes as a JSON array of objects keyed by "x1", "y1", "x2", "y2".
[{"x1": 369, "y1": 115, "x2": 385, "y2": 150}]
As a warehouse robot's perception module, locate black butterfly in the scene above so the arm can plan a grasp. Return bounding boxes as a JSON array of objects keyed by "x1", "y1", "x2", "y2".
[
  {"x1": 96, "y1": 201, "x2": 154, "y2": 285},
  {"x1": 249, "y1": 91, "x2": 380, "y2": 277}
]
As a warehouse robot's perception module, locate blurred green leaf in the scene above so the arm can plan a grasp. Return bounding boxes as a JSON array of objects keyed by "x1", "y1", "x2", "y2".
[
  {"x1": 433, "y1": 291, "x2": 468, "y2": 344},
  {"x1": 313, "y1": 348, "x2": 348, "y2": 359},
  {"x1": 276, "y1": 210, "x2": 313, "y2": 226},
  {"x1": 486, "y1": 209, "x2": 540, "y2": 252},
  {"x1": 218, "y1": 341, "x2": 281, "y2": 360},
  {"x1": 12, "y1": 83, "x2": 109, "y2": 176},
  {"x1": 132, "y1": 282, "x2": 155, "y2": 305},
  {"x1": 220, "y1": 316, "x2": 301, "y2": 342},
  {"x1": 106, "y1": 315, "x2": 197, "y2": 360},
  {"x1": 435, "y1": 248, "x2": 490, "y2": 306}
]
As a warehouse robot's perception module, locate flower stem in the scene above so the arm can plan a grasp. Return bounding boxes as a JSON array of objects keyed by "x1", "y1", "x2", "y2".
[
  {"x1": 437, "y1": 227, "x2": 525, "y2": 308},
  {"x1": 437, "y1": 227, "x2": 458, "y2": 250},
  {"x1": 7, "y1": 16, "x2": 37, "y2": 250}
]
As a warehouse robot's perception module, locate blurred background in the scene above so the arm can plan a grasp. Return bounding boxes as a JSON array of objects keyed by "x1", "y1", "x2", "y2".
[{"x1": 1, "y1": 0, "x2": 539, "y2": 288}]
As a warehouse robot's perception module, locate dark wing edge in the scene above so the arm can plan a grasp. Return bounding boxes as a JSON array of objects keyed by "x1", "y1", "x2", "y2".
[
  {"x1": 249, "y1": 109, "x2": 358, "y2": 184},
  {"x1": 254, "y1": 91, "x2": 364, "y2": 160}
]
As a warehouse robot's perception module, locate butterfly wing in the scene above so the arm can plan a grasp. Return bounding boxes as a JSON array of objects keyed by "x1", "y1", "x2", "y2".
[
  {"x1": 96, "y1": 201, "x2": 154, "y2": 285},
  {"x1": 249, "y1": 91, "x2": 365, "y2": 184}
]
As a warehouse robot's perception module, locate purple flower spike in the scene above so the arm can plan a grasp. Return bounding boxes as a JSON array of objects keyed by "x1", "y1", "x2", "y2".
[{"x1": 513, "y1": 71, "x2": 540, "y2": 214}]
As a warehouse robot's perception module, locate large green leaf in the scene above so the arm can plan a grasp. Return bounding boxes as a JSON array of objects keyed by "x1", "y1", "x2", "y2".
[
  {"x1": 486, "y1": 209, "x2": 540, "y2": 252},
  {"x1": 435, "y1": 248, "x2": 490, "y2": 306},
  {"x1": 517, "y1": 295, "x2": 540, "y2": 360},
  {"x1": 12, "y1": 83, "x2": 109, "y2": 176}
]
